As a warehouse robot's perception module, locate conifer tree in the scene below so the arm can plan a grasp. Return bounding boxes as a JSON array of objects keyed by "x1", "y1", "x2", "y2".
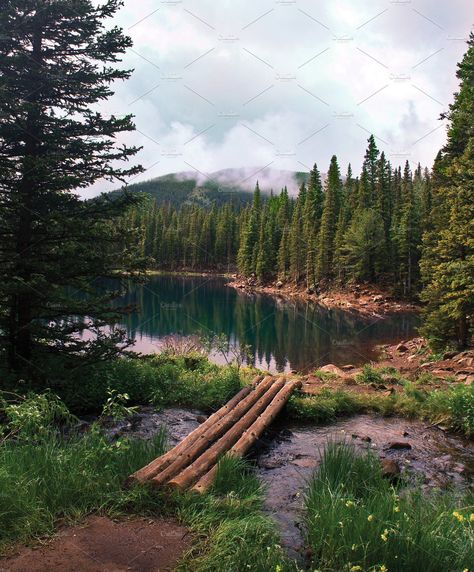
[
  {"x1": 420, "y1": 34, "x2": 474, "y2": 348},
  {"x1": 0, "y1": 0, "x2": 144, "y2": 374},
  {"x1": 317, "y1": 156, "x2": 342, "y2": 280}
]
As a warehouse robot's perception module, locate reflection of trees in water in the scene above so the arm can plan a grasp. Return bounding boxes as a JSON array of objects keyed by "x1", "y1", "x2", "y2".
[{"x1": 116, "y1": 276, "x2": 419, "y2": 371}]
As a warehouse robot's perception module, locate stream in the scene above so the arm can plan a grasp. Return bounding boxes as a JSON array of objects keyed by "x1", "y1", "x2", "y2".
[{"x1": 109, "y1": 407, "x2": 474, "y2": 560}]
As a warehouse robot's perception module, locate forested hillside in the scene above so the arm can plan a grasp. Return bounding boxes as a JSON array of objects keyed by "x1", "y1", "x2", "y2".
[
  {"x1": 117, "y1": 168, "x2": 310, "y2": 208},
  {"x1": 125, "y1": 135, "x2": 431, "y2": 297}
]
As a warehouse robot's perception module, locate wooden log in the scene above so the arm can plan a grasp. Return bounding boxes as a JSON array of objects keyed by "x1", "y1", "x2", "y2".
[
  {"x1": 150, "y1": 375, "x2": 278, "y2": 485},
  {"x1": 126, "y1": 375, "x2": 264, "y2": 484},
  {"x1": 163, "y1": 377, "x2": 287, "y2": 490},
  {"x1": 191, "y1": 379, "x2": 301, "y2": 493}
]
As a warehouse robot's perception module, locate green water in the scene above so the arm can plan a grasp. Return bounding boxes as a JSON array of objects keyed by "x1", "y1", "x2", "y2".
[{"x1": 117, "y1": 274, "x2": 419, "y2": 372}]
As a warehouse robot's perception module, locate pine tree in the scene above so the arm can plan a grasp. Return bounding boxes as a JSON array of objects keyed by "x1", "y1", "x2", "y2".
[
  {"x1": 0, "y1": 0, "x2": 144, "y2": 375},
  {"x1": 317, "y1": 155, "x2": 342, "y2": 280},
  {"x1": 420, "y1": 34, "x2": 474, "y2": 348},
  {"x1": 237, "y1": 182, "x2": 261, "y2": 275}
]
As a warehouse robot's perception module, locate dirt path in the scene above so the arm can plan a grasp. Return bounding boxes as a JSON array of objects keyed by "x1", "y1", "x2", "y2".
[{"x1": 0, "y1": 516, "x2": 191, "y2": 572}]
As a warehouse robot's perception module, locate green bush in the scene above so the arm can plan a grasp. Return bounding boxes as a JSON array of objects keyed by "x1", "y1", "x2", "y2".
[
  {"x1": 426, "y1": 384, "x2": 474, "y2": 436},
  {"x1": 305, "y1": 442, "x2": 474, "y2": 572},
  {"x1": 287, "y1": 390, "x2": 361, "y2": 423}
]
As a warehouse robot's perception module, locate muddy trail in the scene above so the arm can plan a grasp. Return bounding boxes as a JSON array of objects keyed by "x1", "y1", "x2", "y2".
[{"x1": 107, "y1": 407, "x2": 474, "y2": 560}]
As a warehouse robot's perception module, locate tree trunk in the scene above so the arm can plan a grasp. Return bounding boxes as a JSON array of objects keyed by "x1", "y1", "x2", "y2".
[
  {"x1": 126, "y1": 376, "x2": 264, "y2": 484},
  {"x1": 164, "y1": 377, "x2": 286, "y2": 490},
  {"x1": 150, "y1": 375, "x2": 276, "y2": 486},
  {"x1": 192, "y1": 379, "x2": 301, "y2": 493}
]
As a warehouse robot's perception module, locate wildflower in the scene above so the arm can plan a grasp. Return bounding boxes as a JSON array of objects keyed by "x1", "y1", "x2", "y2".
[
  {"x1": 367, "y1": 514, "x2": 374, "y2": 522},
  {"x1": 470, "y1": 514, "x2": 474, "y2": 522},
  {"x1": 352, "y1": 544, "x2": 357, "y2": 551},
  {"x1": 275, "y1": 566, "x2": 282, "y2": 572},
  {"x1": 350, "y1": 566, "x2": 362, "y2": 572},
  {"x1": 394, "y1": 506, "x2": 400, "y2": 513},
  {"x1": 381, "y1": 529, "x2": 389, "y2": 542},
  {"x1": 453, "y1": 511, "x2": 465, "y2": 522},
  {"x1": 346, "y1": 500, "x2": 355, "y2": 508},
  {"x1": 380, "y1": 566, "x2": 388, "y2": 572}
]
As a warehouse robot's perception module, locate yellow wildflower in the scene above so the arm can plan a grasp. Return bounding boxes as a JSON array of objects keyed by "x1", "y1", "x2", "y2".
[
  {"x1": 352, "y1": 544, "x2": 357, "y2": 551},
  {"x1": 350, "y1": 567, "x2": 362, "y2": 572},
  {"x1": 381, "y1": 529, "x2": 389, "y2": 542},
  {"x1": 367, "y1": 514, "x2": 374, "y2": 522},
  {"x1": 394, "y1": 506, "x2": 400, "y2": 513},
  {"x1": 380, "y1": 566, "x2": 388, "y2": 572},
  {"x1": 470, "y1": 514, "x2": 474, "y2": 522},
  {"x1": 346, "y1": 500, "x2": 355, "y2": 508},
  {"x1": 453, "y1": 511, "x2": 465, "y2": 522}
]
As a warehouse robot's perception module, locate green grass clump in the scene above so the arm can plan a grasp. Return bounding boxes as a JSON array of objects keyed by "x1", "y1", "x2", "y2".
[
  {"x1": 287, "y1": 389, "x2": 362, "y2": 423},
  {"x1": 0, "y1": 426, "x2": 167, "y2": 550},
  {"x1": 176, "y1": 455, "x2": 296, "y2": 572},
  {"x1": 305, "y1": 442, "x2": 474, "y2": 572},
  {"x1": 51, "y1": 354, "x2": 246, "y2": 414},
  {"x1": 356, "y1": 364, "x2": 384, "y2": 385}
]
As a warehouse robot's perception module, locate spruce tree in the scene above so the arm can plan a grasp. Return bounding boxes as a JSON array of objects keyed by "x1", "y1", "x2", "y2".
[
  {"x1": 0, "y1": 0, "x2": 144, "y2": 375},
  {"x1": 420, "y1": 34, "x2": 474, "y2": 348},
  {"x1": 317, "y1": 155, "x2": 342, "y2": 280}
]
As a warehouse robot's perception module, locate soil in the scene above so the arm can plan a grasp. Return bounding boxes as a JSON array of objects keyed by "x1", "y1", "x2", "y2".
[
  {"x1": 0, "y1": 516, "x2": 191, "y2": 572},
  {"x1": 228, "y1": 276, "x2": 419, "y2": 316}
]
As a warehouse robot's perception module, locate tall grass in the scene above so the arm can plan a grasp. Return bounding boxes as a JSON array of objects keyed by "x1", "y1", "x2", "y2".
[
  {"x1": 0, "y1": 427, "x2": 167, "y2": 549},
  {"x1": 176, "y1": 455, "x2": 297, "y2": 572},
  {"x1": 305, "y1": 442, "x2": 474, "y2": 572}
]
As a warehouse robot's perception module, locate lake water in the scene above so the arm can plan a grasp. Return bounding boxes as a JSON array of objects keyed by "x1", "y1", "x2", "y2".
[{"x1": 116, "y1": 275, "x2": 419, "y2": 372}]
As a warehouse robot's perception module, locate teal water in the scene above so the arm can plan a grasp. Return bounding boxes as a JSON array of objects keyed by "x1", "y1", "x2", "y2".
[{"x1": 116, "y1": 275, "x2": 419, "y2": 372}]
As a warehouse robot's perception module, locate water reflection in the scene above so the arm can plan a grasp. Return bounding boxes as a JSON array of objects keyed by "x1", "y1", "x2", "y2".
[{"x1": 116, "y1": 275, "x2": 419, "y2": 372}]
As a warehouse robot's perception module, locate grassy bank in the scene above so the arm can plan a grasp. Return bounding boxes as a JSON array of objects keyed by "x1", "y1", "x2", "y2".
[
  {"x1": 0, "y1": 393, "x2": 294, "y2": 571},
  {"x1": 305, "y1": 442, "x2": 474, "y2": 572}
]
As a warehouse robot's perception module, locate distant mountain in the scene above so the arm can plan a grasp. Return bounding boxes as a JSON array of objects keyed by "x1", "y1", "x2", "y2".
[{"x1": 116, "y1": 167, "x2": 312, "y2": 208}]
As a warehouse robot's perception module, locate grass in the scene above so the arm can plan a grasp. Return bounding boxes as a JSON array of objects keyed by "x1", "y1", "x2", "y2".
[
  {"x1": 0, "y1": 426, "x2": 168, "y2": 549},
  {"x1": 287, "y1": 383, "x2": 474, "y2": 437},
  {"x1": 48, "y1": 353, "x2": 251, "y2": 414},
  {"x1": 0, "y1": 393, "x2": 296, "y2": 571},
  {"x1": 305, "y1": 442, "x2": 474, "y2": 572},
  {"x1": 176, "y1": 456, "x2": 297, "y2": 572}
]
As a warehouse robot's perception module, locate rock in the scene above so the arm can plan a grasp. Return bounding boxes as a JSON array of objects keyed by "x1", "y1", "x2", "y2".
[
  {"x1": 306, "y1": 287, "x2": 314, "y2": 294},
  {"x1": 196, "y1": 415, "x2": 207, "y2": 424},
  {"x1": 465, "y1": 376, "x2": 474, "y2": 386},
  {"x1": 343, "y1": 376, "x2": 357, "y2": 386},
  {"x1": 292, "y1": 457, "x2": 316, "y2": 468},
  {"x1": 443, "y1": 350, "x2": 458, "y2": 360},
  {"x1": 360, "y1": 435, "x2": 372, "y2": 442},
  {"x1": 341, "y1": 364, "x2": 356, "y2": 370},
  {"x1": 396, "y1": 343, "x2": 408, "y2": 352},
  {"x1": 407, "y1": 354, "x2": 418, "y2": 362},
  {"x1": 276, "y1": 280, "x2": 283, "y2": 288},
  {"x1": 381, "y1": 459, "x2": 401, "y2": 479},
  {"x1": 432, "y1": 369, "x2": 452, "y2": 378},
  {"x1": 319, "y1": 364, "x2": 346, "y2": 377},
  {"x1": 386, "y1": 441, "x2": 412, "y2": 450},
  {"x1": 373, "y1": 294, "x2": 384, "y2": 302}
]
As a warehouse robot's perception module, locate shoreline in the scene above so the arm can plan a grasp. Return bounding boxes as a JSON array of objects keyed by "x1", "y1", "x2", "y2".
[{"x1": 227, "y1": 276, "x2": 420, "y2": 316}]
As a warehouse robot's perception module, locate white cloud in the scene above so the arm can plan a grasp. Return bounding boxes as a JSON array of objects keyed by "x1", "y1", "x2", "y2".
[{"x1": 84, "y1": 0, "x2": 473, "y2": 197}]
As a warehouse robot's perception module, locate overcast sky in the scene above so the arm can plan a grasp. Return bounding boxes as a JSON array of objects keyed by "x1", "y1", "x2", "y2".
[{"x1": 87, "y1": 0, "x2": 473, "y2": 197}]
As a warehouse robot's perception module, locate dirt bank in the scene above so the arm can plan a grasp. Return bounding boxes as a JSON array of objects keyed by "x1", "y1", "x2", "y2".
[
  {"x1": 0, "y1": 516, "x2": 191, "y2": 572},
  {"x1": 228, "y1": 276, "x2": 419, "y2": 316}
]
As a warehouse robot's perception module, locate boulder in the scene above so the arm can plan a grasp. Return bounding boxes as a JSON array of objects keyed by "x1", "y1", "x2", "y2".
[
  {"x1": 396, "y1": 342, "x2": 408, "y2": 352},
  {"x1": 319, "y1": 364, "x2": 346, "y2": 377},
  {"x1": 386, "y1": 441, "x2": 412, "y2": 450}
]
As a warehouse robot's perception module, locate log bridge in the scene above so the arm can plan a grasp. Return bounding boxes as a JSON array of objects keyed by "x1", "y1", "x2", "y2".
[{"x1": 127, "y1": 375, "x2": 301, "y2": 493}]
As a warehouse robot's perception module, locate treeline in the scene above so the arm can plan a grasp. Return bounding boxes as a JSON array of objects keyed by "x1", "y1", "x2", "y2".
[{"x1": 126, "y1": 134, "x2": 432, "y2": 296}]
